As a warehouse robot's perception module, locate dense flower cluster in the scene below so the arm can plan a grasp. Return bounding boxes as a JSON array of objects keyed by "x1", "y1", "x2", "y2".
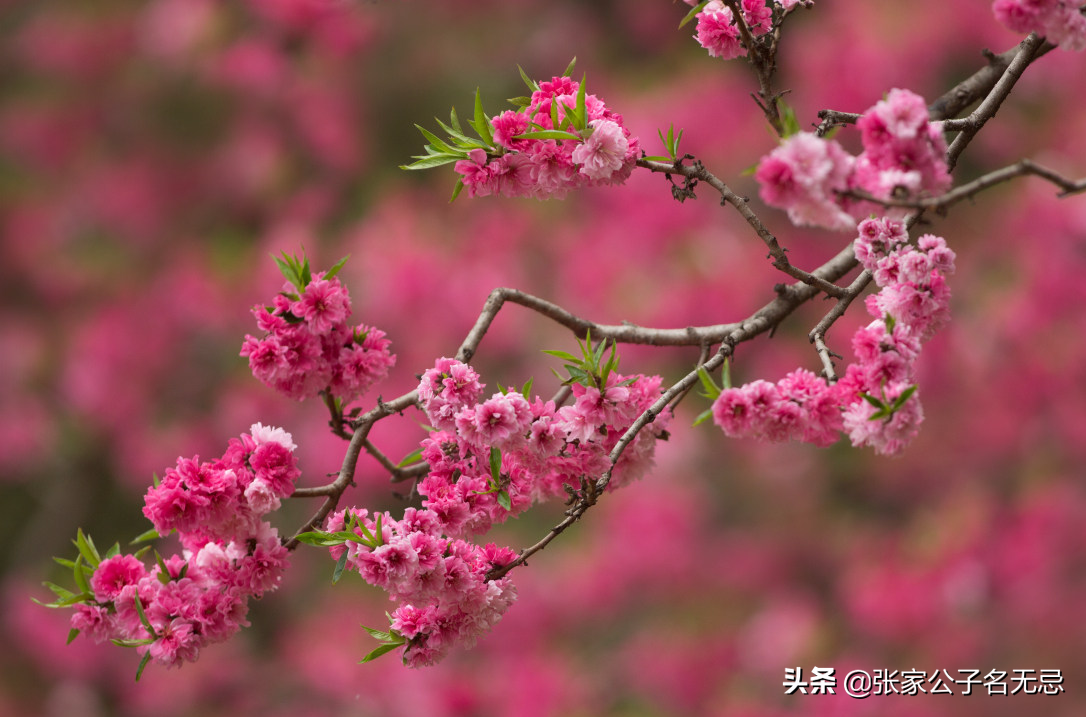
[
  {"x1": 240, "y1": 271, "x2": 395, "y2": 402},
  {"x1": 324, "y1": 507, "x2": 517, "y2": 668},
  {"x1": 713, "y1": 218, "x2": 955, "y2": 456},
  {"x1": 69, "y1": 424, "x2": 298, "y2": 669},
  {"x1": 417, "y1": 358, "x2": 672, "y2": 537},
  {"x1": 317, "y1": 358, "x2": 671, "y2": 667},
  {"x1": 755, "y1": 89, "x2": 951, "y2": 231},
  {"x1": 684, "y1": 0, "x2": 807, "y2": 60},
  {"x1": 454, "y1": 75, "x2": 639, "y2": 199},
  {"x1": 992, "y1": 0, "x2": 1086, "y2": 50}
]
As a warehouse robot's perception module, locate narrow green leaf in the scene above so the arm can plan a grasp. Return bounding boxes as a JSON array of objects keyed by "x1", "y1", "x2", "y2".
[
  {"x1": 359, "y1": 642, "x2": 402, "y2": 663},
  {"x1": 415, "y1": 124, "x2": 457, "y2": 155},
  {"x1": 697, "y1": 365, "x2": 722, "y2": 399},
  {"x1": 71, "y1": 555, "x2": 92, "y2": 596},
  {"x1": 43, "y1": 580, "x2": 77, "y2": 601},
  {"x1": 506, "y1": 95, "x2": 531, "y2": 109},
  {"x1": 679, "y1": 0, "x2": 711, "y2": 29},
  {"x1": 130, "y1": 526, "x2": 161, "y2": 545},
  {"x1": 75, "y1": 529, "x2": 101, "y2": 568},
  {"x1": 135, "y1": 651, "x2": 152, "y2": 682},
  {"x1": 67, "y1": 627, "x2": 80, "y2": 645},
  {"x1": 892, "y1": 385, "x2": 918, "y2": 410},
  {"x1": 324, "y1": 254, "x2": 350, "y2": 280},
  {"x1": 434, "y1": 117, "x2": 490, "y2": 149},
  {"x1": 449, "y1": 106, "x2": 463, "y2": 134},
  {"x1": 489, "y1": 447, "x2": 502, "y2": 484},
  {"x1": 373, "y1": 512, "x2": 384, "y2": 547},
  {"x1": 541, "y1": 349, "x2": 581, "y2": 363},
  {"x1": 400, "y1": 153, "x2": 466, "y2": 171},
  {"x1": 104, "y1": 542, "x2": 120, "y2": 560},
  {"x1": 722, "y1": 357, "x2": 733, "y2": 390},
  {"x1": 521, "y1": 377, "x2": 534, "y2": 397},
  {"x1": 134, "y1": 594, "x2": 157, "y2": 638},
  {"x1": 299, "y1": 252, "x2": 313, "y2": 287},
  {"x1": 473, "y1": 88, "x2": 494, "y2": 146},
  {"x1": 331, "y1": 551, "x2": 348, "y2": 585},
  {"x1": 512, "y1": 129, "x2": 582, "y2": 141},
  {"x1": 517, "y1": 65, "x2": 539, "y2": 93},
  {"x1": 693, "y1": 407, "x2": 715, "y2": 427},
  {"x1": 497, "y1": 489, "x2": 512, "y2": 512},
  {"x1": 562, "y1": 57, "x2": 577, "y2": 77},
  {"x1": 450, "y1": 178, "x2": 465, "y2": 203},
  {"x1": 641, "y1": 155, "x2": 672, "y2": 162},
  {"x1": 293, "y1": 530, "x2": 345, "y2": 547},
  {"x1": 395, "y1": 447, "x2": 423, "y2": 468},
  {"x1": 574, "y1": 73, "x2": 587, "y2": 131},
  {"x1": 361, "y1": 625, "x2": 399, "y2": 643},
  {"x1": 861, "y1": 393, "x2": 885, "y2": 409}
]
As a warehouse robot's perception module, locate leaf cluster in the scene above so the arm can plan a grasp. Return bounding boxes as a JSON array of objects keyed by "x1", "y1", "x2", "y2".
[{"x1": 543, "y1": 329, "x2": 633, "y2": 392}]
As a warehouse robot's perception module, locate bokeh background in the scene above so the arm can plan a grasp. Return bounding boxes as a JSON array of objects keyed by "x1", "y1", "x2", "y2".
[{"x1": 3, "y1": 1, "x2": 1086, "y2": 715}]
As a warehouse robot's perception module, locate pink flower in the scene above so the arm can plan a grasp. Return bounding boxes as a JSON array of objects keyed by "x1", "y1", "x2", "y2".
[
  {"x1": 91, "y1": 554, "x2": 149, "y2": 603},
  {"x1": 695, "y1": 2, "x2": 744, "y2": 60},
  {"x1": 755, "y1": 133, "x2": 856, "y2": 231},
  {"x1": 571, "y1": 119, "x2": 629, "y2": 182},
  {"x1": 291, "y1": 276, "x2": 350, "y2": 334}
]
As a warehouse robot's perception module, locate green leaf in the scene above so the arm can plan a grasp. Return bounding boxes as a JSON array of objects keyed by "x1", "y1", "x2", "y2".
[
  {"x1": 512, "y1": 129, "x2": 582, "y2": 141},
  {"x1": 324, "y1": 254, "x2": 350, "y2": 280},
  {"x1": 573, "y1": 73, "x2": 587, "y2": 131},
  {"x1": 693, "y1": 407, "x2": 715, "y2": 427},
  {"x1": 892, "y1": 385, "x2": 918, "y2": 410},
  {"x1": 360, "y1": 641, "x2": 403, "y2": 664},
  {"x1": 679, "y1": 1, "x2": 711, "y2": 28},
  {"x1": 449, "y1": 106, "x2": 464, "y2": 134},
  {"x1": 473, "y1": 88, "x2": 494, "y2": 146},
  {"x1": 396, "y1": 447, "x2": 423, "y2": 468},
  {"x1": 697, "y1": 365, "x2": 722, "y2": 400},
  {"x1": 74, "y1": 529, "x2": 101, "y2": 568},
  {"x1": 778, "y1": 99, "x2": 801, "y2": 138},
  {"x1": 542, "y1": 349, "x2": 581, "y2": 363},
  {"x1": 331, "y1": 551, "x2": 348, "y2": 585},
  {"x1": 415, "y1": 124, "x2": 458, "y2": 155},
  {"x1": 562, "y1": 57, "x2": 577, "y2": 77},
  {"x1": 517, "y1": 65, "x2": 539, "y2": 93},
  {"x1": 111, "y1": 638, "x2": 157, "y2": 648},
  {"x1": 400, "y1": 153, "x2": 467, "y2": 171},
  {"x1": 722, "y1": 357, "x2": 733, "y2": 390},
  {"x1": 71, "y1": 555, "x2": 92, "y2": 596},
  {"x1": 134, "y1": 593, "x2": 157, "y2": 638},
  {"x1": 497, "y1": 489, "x2": 512, "y2": 512},
  {"x1": 373, "y1": 512, "x2": 385, "y2": 547},
  {"x1": 861, "y1": 393, "x2": 886, "y2": 410},
  {"x1": 506, "y1": 95, "x2": 531, "y2": 109},
  {"x1": 489, "y1": 447, "x2": 502, "y2": 484},
  {"x1": 130, "y1": 527, "x2": 161, "y2": 545},
  {"x1": 741, "y1": 161, "x2": 760, "y2": 176},
  {"x1": 361, "y1": 625, "x2": 399, "y2": 643},
  {"x1": 434, "y1": 117, "x2": 490, "y2": 150},
  {"x1": 43, "y1": 580, "x2": 77, "y2": 601},
  {"x1": 104, "y1": 542, "x2": 120, "y2": 560},
  {"x1": 521, "y1": 377, "x2": 534, "y2": 397},
  {"x1": 135, "y1": 651, "x2": 152, "y2": 682},
  {"x1": 67, "y1": 627, "x2": 80, "y2": 645},
  {"x1": 641, "y1": 155, "x2": 672, "y2": 162},
  {"x1": 293, "y1": 530, "x2": 347, "y2": 547},
  {"x1": 449, "y1": 177, "x2": 465, "y2": 203}
]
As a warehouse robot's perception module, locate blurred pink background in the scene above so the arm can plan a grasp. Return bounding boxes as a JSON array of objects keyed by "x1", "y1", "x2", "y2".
[{"x1": 2, "y1": 1, "x2": 1086, "y2": 715}]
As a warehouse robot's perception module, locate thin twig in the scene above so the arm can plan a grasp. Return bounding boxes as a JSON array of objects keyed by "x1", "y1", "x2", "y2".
[
  {"x1": 838, "y1": 159, "x2": 1086, "y2": 212},
  {"x1": 636, "y1": 158, "x2": 851, "y2": 297}
]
